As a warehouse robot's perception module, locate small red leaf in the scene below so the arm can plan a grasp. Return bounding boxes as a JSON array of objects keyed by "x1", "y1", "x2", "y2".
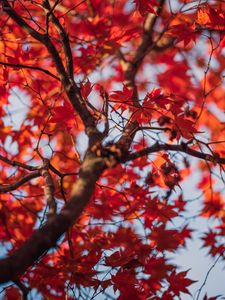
[
  {"x1": 134, "y1": 0, "x2": 158, "y2": 16},
  {"x1": 50, "y1": 101, "x2": 76, "y2": 130},
  {"x1": 80, "y1": 80, "x2": 92, "y2": 99}
]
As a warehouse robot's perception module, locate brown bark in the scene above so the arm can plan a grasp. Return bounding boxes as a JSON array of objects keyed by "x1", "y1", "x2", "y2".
[{"x1": 0, "y1": 152, "x2": 106, "y2": 283}]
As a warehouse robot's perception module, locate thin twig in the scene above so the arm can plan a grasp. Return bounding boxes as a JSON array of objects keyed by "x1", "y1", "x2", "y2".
[
  {"x1": 195, "y1": 254, "x2": 222, "y2": 300},
  {"x1": 13, "y1": 280, "x2": 31, "y2": 300},
  {"x1": 0, "y1": 61, "x2": 60, "y2": 80},
  {"x1": 0, "y1": 154, "x2": 38, "y2": 171}
]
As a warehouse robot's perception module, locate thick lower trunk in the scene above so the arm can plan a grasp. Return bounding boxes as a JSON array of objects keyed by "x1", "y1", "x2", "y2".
[{"x1": 0, "y1": 152, "x2": 106, "y2": 283}]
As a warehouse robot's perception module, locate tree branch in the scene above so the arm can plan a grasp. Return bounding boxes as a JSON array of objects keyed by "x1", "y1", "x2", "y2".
[
  {"x1": 121, "y1": 142, "x2": 225, "y2": 165},
  {"x1": 0, "y1": 61, "x2": 60, "y2": 81},
  {"x1": 0, "y1": 152, "x2": 106, "y2": 283},
  {"x1": 0, "y1": 154, "x2": 38, "y2": 171},
  {"x1": 117, "y1": 0, "x2": 167, "y2": 151},
  {"x1": 41, "y1": 160, "x2": 56, "y2": 219},
  {"x1": 43, "y1": 0, "x2": 74, "y2": 78},
  {"x1": 1, "y1": 0, "x2": 97, "y2": 135},
  {"x1": 1, "y1": 0, "x2": 46, "y2": 42},
  {"x1": 0, "y1": 170, "x2": 41, "y2": 193},
  {"x1": 13, "y1": 280, "x2": 30, "y2": 300},
  {"x1": 132, "y1": 0, "x2": 166, "y2": 67}
]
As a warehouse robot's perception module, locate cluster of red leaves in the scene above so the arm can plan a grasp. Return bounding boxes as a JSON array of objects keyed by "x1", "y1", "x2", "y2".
[
  {"x1": 0, "y1": 0, "x2": 225, "y2": 299},
  {"x1": 110, "y1": 85, "x2": 198, "y2": 140}
]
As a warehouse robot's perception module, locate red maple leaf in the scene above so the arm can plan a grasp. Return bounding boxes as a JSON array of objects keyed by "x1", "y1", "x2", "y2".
[
  {"x1": 166, "y1": 270, "x2": 196, "y2": 296},
  {"x1": 134, "y1": 0, "x2": 158, "y2": 16},
  {"x1": 50, "y1": 101, "x2": 76, "y2": 130},
  {"x1": 80, "y1": 79, "x2": 93, "y2": 99},
  {"x1": 169, "y1": 23, "x2": 196, "y2": 47},
  {"x1": 110, "y1": 85, "x2": 134, "y2": 111}
]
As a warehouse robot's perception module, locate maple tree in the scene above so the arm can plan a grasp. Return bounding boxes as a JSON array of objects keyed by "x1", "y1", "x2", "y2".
[{"x1": 0, "y1": 0, "x2": 225, "y2": 298}]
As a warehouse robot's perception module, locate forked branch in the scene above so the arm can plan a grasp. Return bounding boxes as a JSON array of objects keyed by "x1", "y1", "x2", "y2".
[
  {"x1": 1, "y1": 0, "x2": 97, "y2": 134},
  {"x1": 0, "y1": 152, "x2": 106, "y2": 283},
  {"x1": 121, "y1": 142, "x2": 225, "y2": 165}
]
